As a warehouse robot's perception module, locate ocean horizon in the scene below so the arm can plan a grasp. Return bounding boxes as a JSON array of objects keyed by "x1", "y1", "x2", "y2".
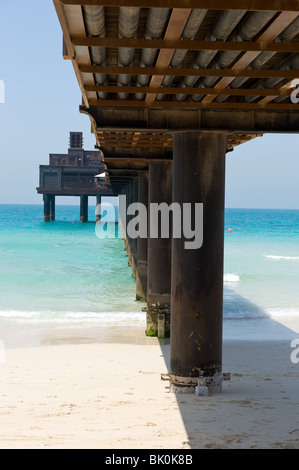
[{"x1": 0, "y1": 203, "x2": 299, "y2": 329}]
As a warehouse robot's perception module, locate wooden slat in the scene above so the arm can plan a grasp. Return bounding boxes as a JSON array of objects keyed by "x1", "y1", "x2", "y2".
[
  {"x1": 85, "y1": 84, "x2": 292, "y2": 96},
  {"x1": 145, "y1": 8, "x2": 192, "y2": 103},
  {"x1": 201, "y1": 11, "x2": 299, "y2": 104},
  {"x1": 100, "y1": 141, "x2": 173, "y2": 148},
  {"x1": 100, "y1": 138, "x2": 173, "y2": 144},
  {"x1": 100, "y1": 137, "x2": 172, "y2": 143},
  {"x1": 79, "y1": 64, "x2": 299, "y2": 79},
  {"x1": 60, "y1": 0, "x2": 299, "y2": 12},
  {"x1": 88, "y1": 98, "x2": 299, "y2": 110},
  {"x1": 258, "y1": 80, "x2": 294, "y2": 104}
]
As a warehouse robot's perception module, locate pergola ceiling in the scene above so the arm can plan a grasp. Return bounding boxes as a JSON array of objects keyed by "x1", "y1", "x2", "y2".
[{"x1": 53, "y1": 1, "x2": 299, "y2": 186}]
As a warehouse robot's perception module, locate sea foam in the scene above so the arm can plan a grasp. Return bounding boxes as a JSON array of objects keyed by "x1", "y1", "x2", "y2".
[
  {"x1": 224, "y1": 273, "x2": 240, "y2": 283},
  {"x1": 0, "y1": 310, "x2": 145, "y2": 324}
]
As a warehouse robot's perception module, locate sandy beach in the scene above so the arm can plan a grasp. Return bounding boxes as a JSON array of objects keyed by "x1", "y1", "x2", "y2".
[{"x1": 0, "y1": 316, "x2": 299, "y2": 449}]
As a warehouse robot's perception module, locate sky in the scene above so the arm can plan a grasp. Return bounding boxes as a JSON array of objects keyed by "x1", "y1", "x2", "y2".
[{"x1": 0, "y1": 1, "x2": 299, "y2": 209}]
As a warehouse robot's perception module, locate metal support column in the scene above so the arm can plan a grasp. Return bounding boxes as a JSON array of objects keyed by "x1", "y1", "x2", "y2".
[
  {"x1": 43, "y1": 194, "x2": 50, "y2": 222},
  {"x1": 50, "y1": 195, "x2": 55, "y2": 222},
  {"x1": 146, "y1": 160, "x2": 172, "y2": 338},
  {"x1": 127, "y1": 181, "x2": 133, "y2": 268},
  {"x1": 131, "y1": 177, "x2": 138, "y2": 278},
  {"x1": 136, "y1": 171, "x2": 148, "y2": 301},
  {"x1": 96, "y1": 194, "x2": 101, "y2": 223},
  {"x1": 80, "y1": 195, "x2": 88, "y2": 223},
  {"x1": 170, "y1": 131, "x2": 226, "y2": 395}
]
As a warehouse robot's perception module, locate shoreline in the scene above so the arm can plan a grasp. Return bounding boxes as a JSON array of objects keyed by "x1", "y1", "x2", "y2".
[
  {"x1": 1, "y1": 314, "x2": 298, "y2": 350},
  {"x1": 0, "y1": 316, "x2": 299, "y2": 449}
]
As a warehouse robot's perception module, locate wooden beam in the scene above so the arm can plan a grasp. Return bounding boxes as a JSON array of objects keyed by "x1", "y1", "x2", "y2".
[
  {"x1": 145, "y1": 8, "x2": 192, "y2": 103},
  {"x1": 71, "y1": 36, "x2": 299, "y2": 53},
  {"x1": 60, "y1": 0, "x2": 299, "y2": 12},
  {"x1": 104, "y1": 157, "x2": 148, "y2": 162},
  {"x1": 100, "y1": 141, "x2": 172, "y2": 148},
  {"x1": 88, "y1": 98, "x2": 299, "y2": 110},
  {"x1": 79, "y1": 64, "x2": 299, "y2": 80},
  {"x1": 258, "y1": 80, "x2": 295, "y2": 104},
  {"x1": 85, "y1": 84, "x2": 292, "y2": 97},
  {"x1": 53, "y1": 0, "x2": 95, "y2": 107}
]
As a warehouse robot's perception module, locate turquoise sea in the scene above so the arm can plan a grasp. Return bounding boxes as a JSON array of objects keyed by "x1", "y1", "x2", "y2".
[{"x1": 0, "y1": 204, "x2": 299, "y2": 330}]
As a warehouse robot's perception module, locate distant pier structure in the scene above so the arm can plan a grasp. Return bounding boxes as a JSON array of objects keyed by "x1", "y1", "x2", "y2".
[{"x1": 37, "y1": 132, "x2": 117, "y2": 222}]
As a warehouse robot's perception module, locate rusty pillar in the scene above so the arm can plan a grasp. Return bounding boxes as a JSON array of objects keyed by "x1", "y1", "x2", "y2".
[
  {"x1": 118, "y1": 187, "x2": 126, "y2": 242},
  {"x1": 170, "y1": 130, "x2": 226, "y2": 395},
  {"x1": 96, "y1": 194, "x2": 101, "y2": 223},
  {"x1": 131, "y1": 177, "x2": 138, "y2": 279},
  {"x1": 127, "y1": 181, "x2": 133, "y2": 268},
  {"x1": 146, "y1": 160, "x2": 172, "y2": 338},
  {"x1": 136, "y1": 171, "x2": 148, "y2": 301},
  {"x1": 43, "y1": 194, "x2": 51, "y2": 222},
  {"x1": 119, "y1": 185, "x2": 129, "y2": 255},
  {"x1": 50, "y1": 195, "x2": 55, "y2": 222},
  {"x1": 80, "y1": 195, "x2": 88, "y2": 223}
]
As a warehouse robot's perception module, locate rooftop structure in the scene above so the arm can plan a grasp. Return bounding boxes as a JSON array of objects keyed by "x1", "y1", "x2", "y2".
[{"x1": 37, "y1": 132, "x2": 116, "y2": 222}]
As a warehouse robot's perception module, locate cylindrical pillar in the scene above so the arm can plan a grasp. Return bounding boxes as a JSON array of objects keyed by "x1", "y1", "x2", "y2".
[
  {"x1": 170, "y1": 130, "x2": 226, "y2": 394},
  {"x1": 43, "y1": 194, "x2": 50, "y2": 222},
  {"x1": 136, "y1": 171, "x2": 148, "y2": 301},
  {"x1": 127, "y1": 180, "x2": 134, "y2": 267},
  {"x1": 96, "y1": 194, "x2": 101, "y2": 223},
  {"x1": 120, "y1": 184, "x2": 129, "y2": 255},
  {"x1": 146, "y1": 160, "x2": 172, "y2": 337},
  {"x1": 131, "y1": 177, "x2": 138, "y2": 278},
  {"x1": 80, "y1": 195, "x2": 88, "y2": 223},
  {"x1": 50, "y1": 195, "x2": 55, "y2": 222}
]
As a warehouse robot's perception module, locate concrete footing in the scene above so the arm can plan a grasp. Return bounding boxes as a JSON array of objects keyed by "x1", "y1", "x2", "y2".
[
  {"x1": 169, "y1": 372, "x2": 223, "y2": 395},
  {"x1": 146, "y1": 300, "x2": 171, "y2": 338}
]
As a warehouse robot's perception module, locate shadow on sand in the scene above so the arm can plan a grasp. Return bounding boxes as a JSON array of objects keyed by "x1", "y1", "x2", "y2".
[{"x1": 158, "y1": 288, "x2": 299, "y2": 449}]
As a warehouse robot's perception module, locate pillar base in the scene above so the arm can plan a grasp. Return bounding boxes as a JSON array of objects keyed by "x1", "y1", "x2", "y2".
[
  {"x1": 168, "y1": 372, "x2": 223, "y2": 395},
  {"x1": 146, "y1": 304, "x2": 170, "y2": 338}
]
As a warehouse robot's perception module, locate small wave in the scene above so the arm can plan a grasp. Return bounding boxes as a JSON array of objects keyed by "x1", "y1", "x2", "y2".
[
  {"x1": 224, "y1": 310, "x2": 268, "y2": 320},
  {"x1": 224, "y1": 273, "x2": 240, "y2": 283},
  {"x1": 264, "y1": 255, "x2": 299, "y2": 260},
  {"x1": 224, "y1": 307, "x2": 299, "y2": 320},
  {"x1": 0, "y1": 310, "x2": 145, "y2": 324},
  {"x1": 267, "y1": 308, "x2": 299, "y2": 318}
]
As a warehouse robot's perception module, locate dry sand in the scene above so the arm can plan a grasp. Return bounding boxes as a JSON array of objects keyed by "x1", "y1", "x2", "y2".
[{"x1": 0, "y1": 316, "x2": 299, "y2": 449}]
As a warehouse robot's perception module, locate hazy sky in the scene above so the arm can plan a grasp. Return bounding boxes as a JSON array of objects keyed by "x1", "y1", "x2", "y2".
[{"x1": 1, "y1": 1, "x2": 299, "y2": 209}]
